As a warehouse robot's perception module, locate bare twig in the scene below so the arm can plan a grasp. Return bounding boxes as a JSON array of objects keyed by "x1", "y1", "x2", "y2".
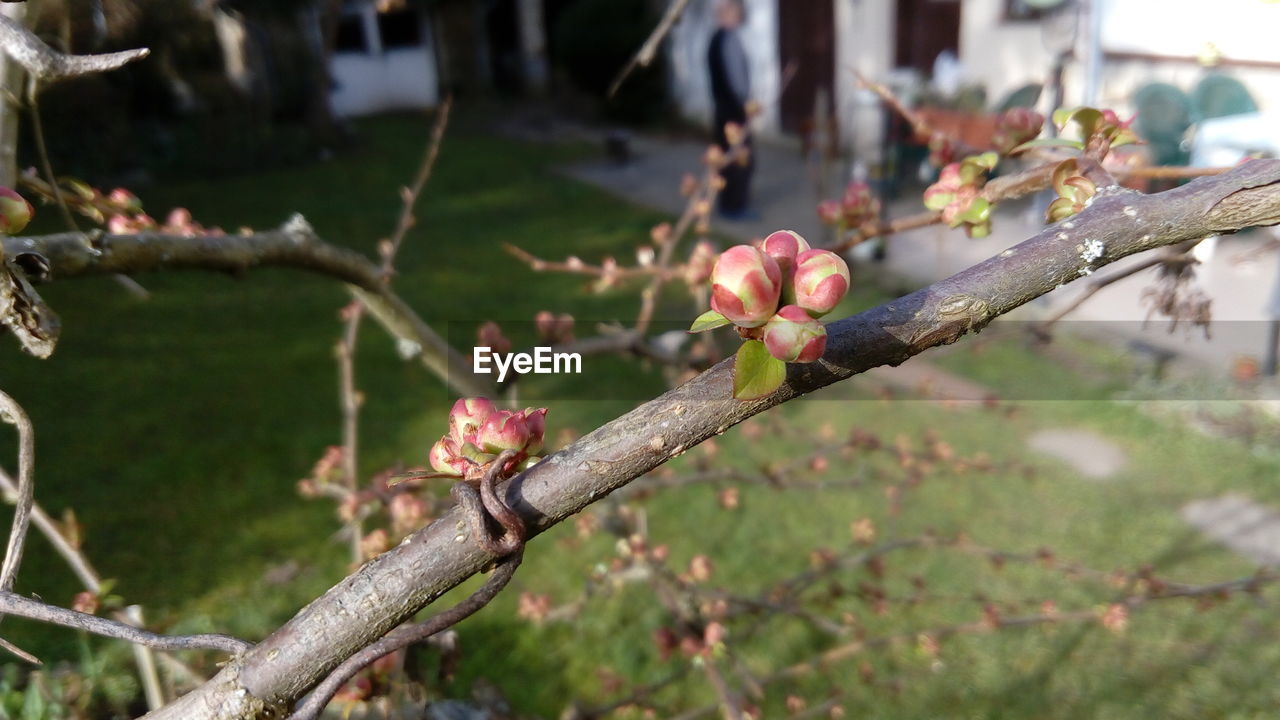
[
  {"x1": 0, "y1": 466, "x2": 184, "y2": 701},
  {"x1": 608, "y1": 0, "x2": 693, "y2": 98},
  {"x1": 0, "y1": 14, "x2": 147, "y2": 81},
  {"x1": 0, "y1": 591, "x2": 251, "y2": 654},
  {"x1": 0, "y1": 390, "x2": 33, "y2": 591},
  {"x1": 332, "y1": 99, "x2": 453, "y2": 560}
]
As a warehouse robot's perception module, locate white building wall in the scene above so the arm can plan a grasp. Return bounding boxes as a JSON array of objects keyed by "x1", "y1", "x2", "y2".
[
  {"x1": 834, "y1": 0, "x2": 894, "y2": 161},
  {"x1": 670, "y1": 0, "x2": 1280, "y2": 158},
  {"x1": 668, "y1": 0, "x2": 781, "y2": 138},
  {"x1": 330, "y1": 2, "x2": 439, "y2": 117}
]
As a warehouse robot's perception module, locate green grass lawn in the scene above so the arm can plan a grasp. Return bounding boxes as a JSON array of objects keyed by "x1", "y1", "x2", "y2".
[{"x1": 1, "y1": 109, "x2": 1278, "y2": 718}]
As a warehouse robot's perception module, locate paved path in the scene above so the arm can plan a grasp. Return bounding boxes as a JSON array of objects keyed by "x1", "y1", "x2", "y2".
[
  {"x1": 1182, "y1": 495, "x2": 1280, "y2": 566},
  {"x1": 1027, "y1": 428, "x2": 1127, "y2": 480},
  {"x1": 563, "y1": 133, "x2": 1280, "y2": 378}
]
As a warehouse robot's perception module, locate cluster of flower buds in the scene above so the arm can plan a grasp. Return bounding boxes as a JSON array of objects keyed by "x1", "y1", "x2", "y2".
[
  {"x1": 992, "y1": 107, "x2": 1045, "y2": 155},
  {"x1": 429, "y1": 398, "x2": 546, "y2": 481},
  {"x1": 1046, "y1": 158, "x2": 1098, "y2": 223},
  {"x1": 0, "y1": 187, "x2": 33, "y2": 234},
  {"x1": 534, "y1": 311, "x2": 575, "y2": 345},
  {"x1": 692, "y1": 231, "x2": 850, "y2": 398},
  {"x1": 1012, "y1": 107, "x2": 1139, "y2": 159},
  {"x1": 817, "y1": 180, "x2": 882, "y2": 231},
  {"x1": 107, "y1": 206, "x2": 221, "y2": 237},
  {"x1": 922, "y1": 152, "x2": 999, "y2": 238}
]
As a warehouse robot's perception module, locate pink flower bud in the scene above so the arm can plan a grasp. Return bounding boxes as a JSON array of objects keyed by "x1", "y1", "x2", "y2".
[
  {"x1": 791, "y1": 249, "x2": 850, "y2": 317},
  {"x1": 477, "y1": 321, "x2": 511, "y2": 355},
  {"x1": 0, "y1": 187, "x2": 33, "y2": 234},
  {"x1": 816, "y1": 200, "x2": 842, "y2": 226},
  {"x1": 993, "y1": 108, "x2": 1044, "y2": 154},
  {"x1": 165, "y1": 207, "x2": 193, "y2": 230},
  {"x1": 107, "y1": 214, "x2": 135, "y2": 235},
  {"x1": 521, "y1": 407, "x2": 547, "y2": 454},
  {"x1": 108, "y1": 188, "x2": 142, "y2": 212},
  {"x1": 760, "y1": 229, "x2": 810, "y2": 279},
  {"x1": 448, "y1": 397, "x2": 496, "y2": 444},
  {"x1": 710, "y1": 245, "x2": 782, "y2": 328},
  {"x1": 683, "y1": 240, "x2": 717, "y2": 286},
  {"x1": 840, "y1": 181, "x2": 880, "y2": 226},
  {"x1": 476, "y1": 411, "x2": 533, "y2": 454},
  {"x1": 429, "y1": 438, "x2": 464, "y2": 476},
  {"x1": 763, "y1": 305, "x2": 828, "y2": 363}
]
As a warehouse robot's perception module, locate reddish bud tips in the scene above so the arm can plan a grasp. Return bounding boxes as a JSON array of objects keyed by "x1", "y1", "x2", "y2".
[
  {"x1": 763, "y1": 305, "x2": 827, "y2": 363},
  {"x1": 710, "y1": 245, "x2": 783, "y2": 328},
  {"x1": 792, "y1": 249, "x2": 850, "y2": 317},
  {"x1": 0, "y1": 187, "x2": 33, "y2": 234}
]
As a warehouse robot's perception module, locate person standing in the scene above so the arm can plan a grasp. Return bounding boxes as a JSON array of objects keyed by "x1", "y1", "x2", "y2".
[{"x1": 708, "y1": 0, "x2": 755, "y2": 220}]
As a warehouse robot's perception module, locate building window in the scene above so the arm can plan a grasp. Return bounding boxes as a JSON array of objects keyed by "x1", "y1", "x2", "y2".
[
  {"x1": 335, "y1": 14, "x2": 368, "y2": 53},
  {"x1": 1004, "y1": 0, "x2": 1064, "y2": 22},
  {"x1": 377, "y1": 9, "x2": 423, "y2": 49}
]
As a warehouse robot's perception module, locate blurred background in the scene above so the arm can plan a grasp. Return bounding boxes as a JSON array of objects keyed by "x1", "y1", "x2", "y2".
[{"x1": 1, "y1": 1, "x2": 1280, "y2": 718}]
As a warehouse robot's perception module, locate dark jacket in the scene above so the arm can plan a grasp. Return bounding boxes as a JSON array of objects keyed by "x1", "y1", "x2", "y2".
[{"x1": 708, "y1": 27, "x2": 750, "y2": 122}]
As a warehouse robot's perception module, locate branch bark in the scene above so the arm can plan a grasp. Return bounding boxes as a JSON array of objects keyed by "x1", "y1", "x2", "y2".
[
  {"x1": 0, "y1": 225, "x2": 493, "y2": 397},
  {"x1": 139, "y1": 162, "x2": 1280, "y2": 719},
  {"x1": 0, "y1": 14, "x2": 148, "y2": 81}
]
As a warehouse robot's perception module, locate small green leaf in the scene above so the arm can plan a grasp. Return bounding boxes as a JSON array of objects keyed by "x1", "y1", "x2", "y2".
[
  {"x1": 970, "y1": 151, "x2": 999, "y2": 170},
  {"x1": 733, "y1": 340, "x2": 786, "y2": 400},
  {"x1": 1011, "y1": 137, "x2": 1085, "y2": 154},
  {"x1": 957, "y1": 198, "x2": 991, "y2": 224},
  {"x1": 689, "y1": 310, "x2": 732, "y2": 333}
]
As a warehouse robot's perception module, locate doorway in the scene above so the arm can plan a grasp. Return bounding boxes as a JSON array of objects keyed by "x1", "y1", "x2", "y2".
[{"x1": 777, "y1": 0, "x2": 835, "y2": 138}]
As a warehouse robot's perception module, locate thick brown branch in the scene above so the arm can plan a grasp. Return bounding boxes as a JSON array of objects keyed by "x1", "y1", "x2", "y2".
[{"x1": 145, "y1": 161, "x2": 1280, "y2": 719}]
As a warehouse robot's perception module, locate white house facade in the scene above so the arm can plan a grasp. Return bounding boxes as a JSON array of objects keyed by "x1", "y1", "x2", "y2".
[
  {"x1": 667, "y1": 0, "x2": 1280, "y2": 164},
  {"x1": 330, "y1": 0, "x2": 440, "y2": 117}
]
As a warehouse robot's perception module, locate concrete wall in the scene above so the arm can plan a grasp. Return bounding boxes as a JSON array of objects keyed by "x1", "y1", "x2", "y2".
[
  {"x1": 668, "y1": 0, "x2": 782, "y2": 138},
  {"x1": 330, "y1": 1, "x2": 439, "y2": 117}
]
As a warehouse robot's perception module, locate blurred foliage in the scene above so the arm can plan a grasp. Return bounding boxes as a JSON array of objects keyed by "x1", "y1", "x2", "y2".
[{"x1": 551, "y1": 0, "x2": 669, "y2": 124}]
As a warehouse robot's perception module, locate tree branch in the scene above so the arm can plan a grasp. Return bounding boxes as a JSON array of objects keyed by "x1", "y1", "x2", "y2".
[
  {"x1": 1, "y1": 223, "x2": 493, "y2": 397},
  {"x1": 140, "y1": 163, "x2": 1280, "y2": 719},
  {"x1": 0, "y1": 390, "x2": 33, "y2": 593},
  {"x1": 0, "y1": 14, "x2": 147, "y2": 81},
  {"x1": 0, "y1": 591, "x2": 250, "y2": 655}
]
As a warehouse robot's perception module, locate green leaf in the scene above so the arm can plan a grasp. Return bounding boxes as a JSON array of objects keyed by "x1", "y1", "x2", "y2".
[
  {"x1": 689, "y1": 310, "x2": 732, "y2": 333},
  {"x1": 970, "y1": 151, "x2": 1000, "y2": 170},
  {"x1": 1011, "y1": 137, "x2": 1085, "y2": 154},
  {"x1": 733, "y1": 340, "x2": 786, "y2": 400},
  {"x1": 956, "y1": 197, "x2": 991, "y2": 224}
]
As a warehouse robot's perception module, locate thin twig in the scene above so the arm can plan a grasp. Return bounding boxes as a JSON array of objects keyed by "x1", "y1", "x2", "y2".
[
  {"x1": 0, "y1": 465, "x2": 178, "y2": 697},
  {"x1": 0, "y1": 591, "x2": 251, "y2": 654},
  {"x1": 0, "y1": 390, "x2": 33, "y2": 591},
  {"x1": 608, "y1": 0, "x2": 693, "y2": 98}
]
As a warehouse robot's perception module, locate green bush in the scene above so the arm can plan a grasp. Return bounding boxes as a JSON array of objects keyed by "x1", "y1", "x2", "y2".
[{"x1": 551, "y1": 0, "x2": 668, "y2": 124}]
